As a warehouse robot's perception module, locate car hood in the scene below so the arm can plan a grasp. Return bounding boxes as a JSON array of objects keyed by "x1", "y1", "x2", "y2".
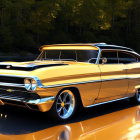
[
  {"x1": 0, "y1": 61, "x2": 69, "y2": 71},
  {"x1": 0, "y1": 61, "x2": 98, "y2": 87}
]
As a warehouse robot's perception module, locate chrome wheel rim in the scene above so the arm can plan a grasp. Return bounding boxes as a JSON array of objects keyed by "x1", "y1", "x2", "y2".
[
  {"x1": 56, "y1": 90, "x2": 75, "y2": 119},
  {"x1": 136, "y1": 90, "x2": 140, "y2": 102}
]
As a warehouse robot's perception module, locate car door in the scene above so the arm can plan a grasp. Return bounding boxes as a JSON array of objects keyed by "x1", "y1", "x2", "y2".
[
  {"x1": 95, "y1": 50, "x2": 128, "y2": 103},
  {"x1": 118, "y1": 51, "x2": 140, "y2": 97}
]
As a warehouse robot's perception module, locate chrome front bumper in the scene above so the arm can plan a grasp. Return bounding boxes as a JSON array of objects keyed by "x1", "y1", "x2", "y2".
[
  {"x1": 0, "y1": 75, "x2": 56, "y2": 112},
  {"x1": 0, "y1": 96, "x2": 55, "y2": 112}
]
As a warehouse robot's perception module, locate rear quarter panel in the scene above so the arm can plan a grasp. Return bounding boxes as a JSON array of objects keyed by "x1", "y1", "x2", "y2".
[{"x1": 126, "y1": 62, "x2": 140, "y2": 95}]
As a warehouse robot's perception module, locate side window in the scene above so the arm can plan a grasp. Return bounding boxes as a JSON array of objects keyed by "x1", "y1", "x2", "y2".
[
  {"x1": 100, "y1": 51, "x2": 118, "y2": 64},
  {"x1": 118, "y1": 52, "x2": 138, "y2": 64}
]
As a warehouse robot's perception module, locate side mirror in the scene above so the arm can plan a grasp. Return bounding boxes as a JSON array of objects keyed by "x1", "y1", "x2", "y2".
[{"x1": 102, "y1": 57, "x2": 107, "y2": 64}]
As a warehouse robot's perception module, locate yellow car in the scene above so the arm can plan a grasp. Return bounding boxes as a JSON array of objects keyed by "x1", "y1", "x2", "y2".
[{"x1": 0, "y1": 43, "x2": 140, "y2": 120}]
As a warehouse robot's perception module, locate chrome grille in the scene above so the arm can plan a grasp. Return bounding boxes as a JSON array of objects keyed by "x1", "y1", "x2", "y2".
[
  {"x1": 0, "y1": 89, "x2": 40, "y2": 101},
  {"x1": 0, "y1": 76, "x2": 24, "y2": 84}
]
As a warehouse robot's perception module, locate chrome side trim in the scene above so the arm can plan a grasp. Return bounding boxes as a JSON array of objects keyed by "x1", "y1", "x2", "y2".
[
  {"x1": 43, "y1": 79, "x2": 101, "y2": 88},
  {"x1": 0, "y1": 74, "x2": 139, "y2": 89},
  {"x1": 40, "y1": 76, "x2": 140, "y2": 88},
  {"x1": 86, "y1": 97, "x2": 129, "y2": 108},
  {"x1": 37, "y1": 74, "x2": 140, "y2": 89},
  {"x1": 101, "y1": 77, "x2": 128, "y2": 82},
  {"x1": 41, "y1": 77, "x2": 129, "y2": 88}
]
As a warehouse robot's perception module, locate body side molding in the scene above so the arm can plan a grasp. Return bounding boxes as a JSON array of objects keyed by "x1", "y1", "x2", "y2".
[{"x1": 86, "y1": 97, "x2": 129, "y2": 108}]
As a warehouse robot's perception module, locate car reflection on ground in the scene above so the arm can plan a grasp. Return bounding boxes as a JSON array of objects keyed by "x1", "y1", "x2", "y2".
[{"x1": 0, "y1": 100, "x2": 139, "y2": 140}]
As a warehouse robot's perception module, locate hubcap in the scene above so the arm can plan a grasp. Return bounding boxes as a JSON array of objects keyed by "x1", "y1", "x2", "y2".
[
  {"x1": 61, "y1": 102, "x2": 65, "y2": 107},
  {"x1": 56, "y1": 90, "x2": 75, "y2": 119}
]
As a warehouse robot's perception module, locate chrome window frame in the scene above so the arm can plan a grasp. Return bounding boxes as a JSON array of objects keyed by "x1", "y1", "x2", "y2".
[
  {"x1": 36, "y1": 49, "x2": 99, "y2": 64},
  {"x1": 96, "y1": 49, "x2": 140, "y2": 65}
]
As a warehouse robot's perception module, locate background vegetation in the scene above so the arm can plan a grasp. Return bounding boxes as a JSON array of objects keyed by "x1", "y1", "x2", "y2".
[{"x1": 0, "y1": 0, "x2": 140, "y2": 56}]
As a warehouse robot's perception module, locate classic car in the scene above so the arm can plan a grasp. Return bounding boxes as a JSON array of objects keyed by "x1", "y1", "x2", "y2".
[{"x1": 0, "y1": 43, "x2": 140, "y2": 121}]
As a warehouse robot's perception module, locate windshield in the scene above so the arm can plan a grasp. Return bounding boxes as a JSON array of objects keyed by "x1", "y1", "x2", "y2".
[{"x1": 37, "y1": 50, "x2": 98, "y2": 63}]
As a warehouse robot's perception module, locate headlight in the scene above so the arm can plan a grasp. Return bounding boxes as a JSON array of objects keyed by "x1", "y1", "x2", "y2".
[
  {"x1": 24, "y1": 78, "x2": 37, "y2": 91},
  {"x1": 31, "y1": 79, "x2": 37, "y2": 91},
  {"x1": 24, "y1": 79, "x2": 31, "y2": 90}
]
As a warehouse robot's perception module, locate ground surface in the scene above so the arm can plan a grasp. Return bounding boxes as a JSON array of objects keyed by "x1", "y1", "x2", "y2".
[{"x1": 0, "y1": 99, "x2": 139, "y2": 139}]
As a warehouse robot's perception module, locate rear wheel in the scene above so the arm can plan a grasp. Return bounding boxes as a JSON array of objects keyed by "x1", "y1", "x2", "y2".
[
  {"x1": 130, "y1": 89, "x2": 140, "y2": 103},
  {"x1": 50, "y1": 89, "x2": 77, "y2": 121}
]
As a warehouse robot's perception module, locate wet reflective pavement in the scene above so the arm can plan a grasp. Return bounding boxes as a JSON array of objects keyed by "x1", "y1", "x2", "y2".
[{"x1": 0, "y1": 99, "x2": 139, "y2": 140}]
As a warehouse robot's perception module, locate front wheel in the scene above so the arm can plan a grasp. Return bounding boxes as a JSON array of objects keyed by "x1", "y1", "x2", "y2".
[{"x1": 50, "y1": 89, "x2": 77, "y2": 121}]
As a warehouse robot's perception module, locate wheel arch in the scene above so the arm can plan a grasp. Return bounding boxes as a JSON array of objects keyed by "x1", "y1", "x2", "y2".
[{"x1": 55, "y1": 86, "x2": 84, "y2": 108}]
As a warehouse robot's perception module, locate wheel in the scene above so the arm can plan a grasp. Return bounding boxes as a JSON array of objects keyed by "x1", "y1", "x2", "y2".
[
  {"x1": 130, "y1": 89, "x2": 140, "y2": 103},
  {"x1": 50, "y1": 89, "x2": 77, "y2": 121}
]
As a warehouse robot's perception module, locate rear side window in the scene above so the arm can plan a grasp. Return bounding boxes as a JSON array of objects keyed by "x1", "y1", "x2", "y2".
[
  {"x1": 100, "y1": 51, "x2": 118, "y2": 64},
  {"x1": 118, "y1": 52, "x2": 138, "y2": 64}
]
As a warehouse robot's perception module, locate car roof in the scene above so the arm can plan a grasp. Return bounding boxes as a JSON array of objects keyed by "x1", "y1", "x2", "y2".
[
  {"x1": 41, "y1": 43, "x2": 133, "y2": 52},
  {"x1": 94, "y1": 43, "x2": 133, "y2": 51},
  {"x1": 40, "y1": 44, "x2": 99, "y2": 51}
]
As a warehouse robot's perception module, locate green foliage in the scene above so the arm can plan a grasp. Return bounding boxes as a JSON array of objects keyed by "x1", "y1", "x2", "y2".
[{"x1": 0, "y1": 0, "x2": 139, "y2": 53}]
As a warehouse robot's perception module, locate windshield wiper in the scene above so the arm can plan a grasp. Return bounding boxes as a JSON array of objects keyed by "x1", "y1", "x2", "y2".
[
  {"x1": 35, "y1": 58, "x2": 77, "y2": 62},
  {"x1": 53, "y1": 59, "x2": 77, "y2": 62},
  {"x1": 36, "y1": 58, "x2": 53, "y2": 61}
]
